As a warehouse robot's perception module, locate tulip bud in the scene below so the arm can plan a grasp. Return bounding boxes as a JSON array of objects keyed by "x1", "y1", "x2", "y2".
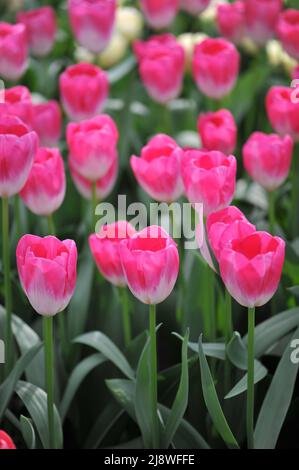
[
  {"x1": 17, "y1": 7, "x2": 56, "y2": 57},
  {"x1": 119, "y1": 225, "x2": 179, "y2": 304},
  {"x1": 116, "y1": 6, "x2": 144, "y2": 42},
  {"x1": 244, "y1": 0, "x2": 282, "y2": 46},
  {"x1": 216, "y1": 1, "x2": 245, "y2": 44},
  {"x1": 31, "y1": 100, "x2": 62, "y2": 147},
  {"x1": 0, "y1": 86, "x2": 32, "y2": 128},
  {"x1": 197, "y1": 109, "x2": 237, "y2": 155},
  {"x1": 266, "y1": 86, "x2": 299, "y2": 142},
  {"x1": 180, "y1": 0, "x2": 210, "y2": 16},
  {"x1": 17, "y1": 235, "x2": 77, "y2": 317},
  {"x1": 0, "y1": 22, "x2": 28, "y2": 81},
  {"x1": 0, "y1": 431, "x2": 16, "y2": 449},
  {"x1": 277, "y1": 9, "x2": 299, "y2": 61},
  {"x1": 20, "y1": 147, "x2": 66, "y2": 216},
  {"x1": 140, "y1": 0, "x2": 179, "y2": 30}
]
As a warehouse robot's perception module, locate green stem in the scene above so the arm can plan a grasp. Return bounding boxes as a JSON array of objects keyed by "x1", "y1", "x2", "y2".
[
  {"x1": 119, "y1": 288, "x2": 131, "y2": 347},
  {"x1": 247, "y1": 306, "x2": 255, "y2": 449},
  {"x1": 47, "y1": 214, "x2": 56, "y2": 236},
  {"x1": 91, "y1": 182, "x2": 98, "y2": 232},
  {"x1": 14, "y1": 195, "x2": 21, "y2": 239},
  {"x1": 2, "y1": 197, "x2": 12, "y2": 375},
  {"x1": 268, "y1": 191, "x2": 275, "y2": 234},
  {"x1": 224, "y1": 290, "x2": 233, "y2": 393},
  {"x1": 149, "y1": 304, "x2": 159, "y2": 449},
  {"x1": 44, "y1": 316, "x2": 55, "y2": 449}
]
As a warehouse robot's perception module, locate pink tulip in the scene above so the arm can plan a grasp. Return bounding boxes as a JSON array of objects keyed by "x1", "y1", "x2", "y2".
[
  {"x1": 206, "y1": 206, "x2": 256, "y2": 262},
  {"x1": 16, "y1": 235, "x2": 77, "y2": 316},
  {"x1": 119, "y1": 225, "x2": 179, "y2": 304},
  {"x1": 20, "y1": 147, "x2": 66, "y2": 216},
  {"x1": 17, "y1": 7, "x2": 56, "y2": 57},
  {"x1": 67, "y1": 114, "x2": 118, "y2": 182},
  {"x1": 59, "y1": 63, "x2": 109, "y2": 122},
  {"x1": 0, "y1": 431, "x2": 16, "y2": 450},
  {"x1": 0, "y1": 22, "x2": 28, "y2": 81},
  {"x1": 0, "y1": 115, "x2": 38, "y2": 198},
  {"x1": 181, "y1": 149, "x2": 237, "y2": 215},
  {"x1": 197, "y1": 109, "x2": 237, "y2": 155},
  {"x1": 243, "y1": 132, "x2": 293, "y2": 192},
  {"x1": 244, "y1": 0, "x2": 282, "y2": 45},
  {"x1": 134, "y1": 34, "x2": 185, "y2": 104},
  {"x1": 192, "y1": 38, "x2": 240, "y2": 99},
  {"x1": 131, "y1": 134, "x2": 183, "y2": 202},
  {"x1": 219, "y1": 231, "x2": 285, "y2": 308},
  {"x1": 140, "y1": 0, "x2": 179, "y2": 29},
  {"x1": 31, "y1": 100, "x2": 62, "y2": 147},
  {"x1": 266, "y1": 86, "x2": 299, "y2": 142},
  {"x1": 89, "y1": 221, "x2": 136, "y2": 286},
  {"x1": 68, "y1": 0, "x2": 116, "y2": 53},
  {"x1": 180, "y1": 0, "x2": 210, "y2": 15},
  {"x1": 217, "y1": 1, "x2": 245, "y2": 44},
  {"x1": 277, "y1": 9, "x2": 299, "y2": 61},
  {"x1": 0, "y1": 86, "x2": 32, "y2": 128},
  {"x1": 70, "y1": 155, "x2": 118, "y2": 200}
]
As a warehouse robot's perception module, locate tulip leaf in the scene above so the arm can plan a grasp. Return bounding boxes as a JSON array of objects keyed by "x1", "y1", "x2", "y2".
[
  {"x1": 225, "y1": 366, "x2": 268, "y2": 400},
  {"x1": 254, "y1": 325, "x2": 299, "y2": 449},
  {"x1": 0, "y1": 343, "x2": 42, "y2": 421},
  {"x1": 227, "y1": 332, "x2": 268, "y2": 372},
  {"x1": 106, "y1": 378, "x2": 210, "y2": 449},
  {"x1": 197, "y1": 335, "x2": 239, "y2": 449},
  {"x1": 60, "y1": 353, "x2": 106, "y2": 421},
  {"x1": 20, "y1": 415, "x2": 36, "y2": 450},
  {"x1": 11, "y1": 313, "x2": 44, "y2": 388},
  {"x1": 84, "y1": 401, "x2": 124, "y2": 449},
  {"x1": 108, "y1": 55, "x2": 136, "y2": 84},
  {"x1": 74, "y1": 331, "x2": 134, "y2": 379},
  {"x1": 16, "y1": 380, "x2": 63, "y2": 450},
  {"x1": 243, "y1": 307, "x2": 299, "y2": 357},
  {"x1": 162, "y1": 329, "x2": 189, "y2": 448},
  {"x1": 173, "y1": 333, "x2": 225, "y2": 360}
]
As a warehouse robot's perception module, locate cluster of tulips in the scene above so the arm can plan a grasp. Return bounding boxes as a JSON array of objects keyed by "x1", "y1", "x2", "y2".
[{"x1": 0, "y1": 0, "x2": 299, "y2": 451}]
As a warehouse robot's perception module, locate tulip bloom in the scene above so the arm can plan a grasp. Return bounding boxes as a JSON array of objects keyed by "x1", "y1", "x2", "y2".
[
  {"x1": 120, "y1": 225, "x2": 179, "y2": 305},
  {"x1": 244, "y1": 0, "x2": 282, "y2": 45},
  {"x1": 0, "y1": 22, "x2": 28, "y2": 81},
  {"x1": 16, "y1": 235, "x2": 77, "y2": 316},
  {"x1": 67, "y1": 114, "x2": 118, "y2": 181},
  {"x1": 31, "y1": 101, "x2": 62, "y2": 147},
  {"x1": 243, "y1": 132, "x2": 293, "y2": 192},
  {"x1": 0, "y1": 86, "x2": 32, "y2": 128},
  {"x1": 89, "y1": 221, "x2": 136, "y2": 287},
  {"x1": 17, "y1": 7, "x2": 56, "y2": 56},
  {"x1": 0, "y1": 115, "x2": 38, "y2": 198},
  {"x1": 0, "y1": 431, "x2": 16, "y2": 450},
  {"x1": 217, "y1": 1, "x2": 245, "y2": 44},
  {"x1": 70, "y1": 155, "x2": 118, "y2": 200},
  {"x1": 68, "y1": 0, "x2": 116, "y2": 53},
  {"x1": 134, "y1": 34, "x2": 185, "y2": 104},
  {"x1": 219, "y1": 231, "x2": 285, "y2": 308},
  {"x1": 207, "y1": 206, "x2": 256, "y2": 262},
  {"x1": 181, "y1": 149, "x2": 237, "y2": 215},
  {"x1": 59, "y1": 63, "x2": 109, "y2": 122},
  {"x1": 198, "y1": 109, "x2": 237, "y2": 155},
  {"x1": 131, "y1": 134, "x2": 183, "y2": 202},
  {"x1": 277, "y1": 9, "x2": 299, "y2": 61},
  {"x1": 192, "y1": 38, "x2": 240, "y2": 99},
  {"x1": 140, "y1": 0, "x2": 179, "y2": 29},
  {"x1": 20, "y1": 147, "x2": 66, "y2": 216},
  {"x1": 180, "y1": 0, "x2": 210, "y2": 15},
  {"x1": 266, "y1": 86, "x2": 299, "y2": 142}
]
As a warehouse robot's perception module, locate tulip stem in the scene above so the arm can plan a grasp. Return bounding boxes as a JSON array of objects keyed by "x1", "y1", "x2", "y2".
[
  {"x1": 14, "y1": 195, "x2": 21, "y2": 239},
  {"x1": 268, "y1": 191, "x2": 275, "y2": 234},
  {"x1": 2, "y1": 197, "x2": 12, "y2": 375},
  {"x1": 44, "y1": 316, "x2": 55, "y2": 449},
  {"x1": 47, "y1": 214, "x2": 56, "y2": 236},
  {"x1": 224, "y1": 290, "x2": 233, "y2": 393},
  {"x1": 247, "y1": 306, "x2": 255, "y2": 449},
  {"x1": 119, "y1": 287, "x2": 131, "y2": 347},
  {"x1": 91, "y1": 182, "x2": 98, "y2": 232},
  {"x1": 149, "y1": 304, "x2": 159, "y2": 449}
]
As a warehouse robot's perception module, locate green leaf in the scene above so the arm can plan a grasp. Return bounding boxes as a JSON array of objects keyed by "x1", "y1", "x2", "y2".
[
  {"x1": 173, "y1": 333, "x2": 225, "y2": 360},
  {"x1": 198, "y1": 335, "x2": 239, "y2": 449},
  {"x1": 67, "y1": 243, "x2": 94, "y2": 341},
  {"x1": 106, "y1": 379, "x2": 136, "y2": 421},
  {"x1": 16, "y1": 380, "x2": 63, "y2": 449},
  {"x1": 135, "y1": 333, "x2": 152, "y2": 448},
  {"x1": 74, "y1": 331, "x2": 134, "y2": 379},
  {"x1": 0, "y1": 343, "x2": 42, "y2": 421},
  {"x1": 254, "y1": 325, "x2": 299, "y2": 449},
  {"x1": 60, "y1": 353, "x2": 106, "y2": 421},
  {"x1": 20, "y1": 415, "x2": 36, "y2": 449},
  {"x1": 162, "y1": 330, "x2": 189, "y2": 448},
  {"x1": 225, "y1": 366, "x2": 268, "y2": 400},
  {"x1": 243, "y1": 307, "x2": 299, "y2": 357},
  {"x1": 84, "y1": 401, "x2": 124, "y2": 449},
  {"x1": 108, "y1": 55, "x2": 136, "y2": 84},
  {"x1": 11, "y1": 313, "x2": 44, "y2": 388}
]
